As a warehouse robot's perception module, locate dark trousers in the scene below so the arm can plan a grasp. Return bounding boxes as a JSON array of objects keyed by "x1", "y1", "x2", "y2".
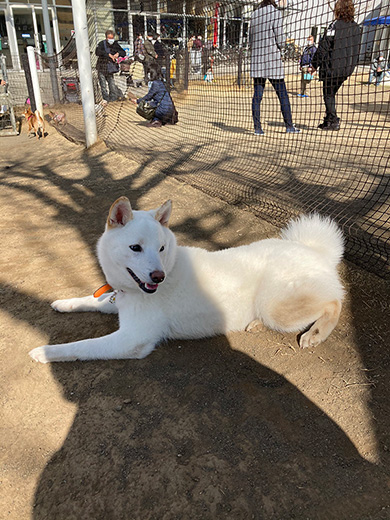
[
  {"x1": 98, "y1": 71, "x2": 123, "y2": 102},
  {"x1": 252, "y1": 78, "x2": 293, "y2": 131},
  {"x1": 322, "y1": 76, "x2": 348, "y2": 122}
]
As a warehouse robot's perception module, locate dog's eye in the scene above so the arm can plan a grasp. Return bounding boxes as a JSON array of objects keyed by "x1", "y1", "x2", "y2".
[
  {"x1": 129, "y1": 245, "x2": 142, "y2": 252},
  {"x1": 159, "y1": 246, "x2": 165, "y2": 252}
]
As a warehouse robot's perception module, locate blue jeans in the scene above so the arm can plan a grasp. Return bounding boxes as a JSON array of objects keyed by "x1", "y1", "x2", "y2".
[
  {"x1": 368, "y1": 71, "x2": 385, "y2": 85},
  {"x1": 252, "y1": 78, "x2": 293, "y2": 131},
  {"x1": 98, "y1": 71, "x2": 123, "y2": 102}
]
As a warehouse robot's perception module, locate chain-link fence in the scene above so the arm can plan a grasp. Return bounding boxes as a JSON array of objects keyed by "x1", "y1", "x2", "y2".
[{"x1": 3, "y1": 0, "x2": 390, "y2": 278}]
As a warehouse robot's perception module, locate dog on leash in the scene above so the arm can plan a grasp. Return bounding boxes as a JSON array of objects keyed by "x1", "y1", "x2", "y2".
[
  {"x1": 29, "y1": 198, "x2": 344, "y2": 363},
  {"x1": 23, "y1": 107, "x2": 46, "y2": 139}
]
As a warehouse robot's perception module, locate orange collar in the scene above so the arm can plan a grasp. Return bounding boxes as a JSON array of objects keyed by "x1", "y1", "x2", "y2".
[{"x1": 93, "y1": 283, "x2": 113, "y2": 298}]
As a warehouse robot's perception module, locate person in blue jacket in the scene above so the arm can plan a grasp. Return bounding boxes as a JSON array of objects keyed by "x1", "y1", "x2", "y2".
[{"x1": 132, "y1": 63, "x2": 174, "y2": 127}]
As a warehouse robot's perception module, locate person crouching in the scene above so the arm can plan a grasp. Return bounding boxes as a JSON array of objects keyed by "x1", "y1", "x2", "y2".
[{"x1": 131, "y1": 63, "x2": 175, "y2": 127}]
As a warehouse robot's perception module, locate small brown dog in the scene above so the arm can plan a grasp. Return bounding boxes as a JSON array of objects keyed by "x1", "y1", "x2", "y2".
[
  {"x1": 49, "y1": 110, "x2": 67, "y2": 126},
  {"x1": 23, "y1": 107, "x2": 46, "y2": 139}
]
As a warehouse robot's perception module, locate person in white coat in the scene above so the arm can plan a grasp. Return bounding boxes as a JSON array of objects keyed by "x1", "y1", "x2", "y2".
[{"x1": 250, "y1": 0, "x2": 300, "y2": 135}]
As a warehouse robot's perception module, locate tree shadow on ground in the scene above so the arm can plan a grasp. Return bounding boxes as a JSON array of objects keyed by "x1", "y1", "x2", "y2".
[
  {"x1": 2, "y1": 135, "x2": 390, "y2": 519},
  {"x1": 28, "y1": 334, "x2": 390, "y2": 520},
  {"x1": 2, "y1": 278, "x2": 388, "y2": 519}
]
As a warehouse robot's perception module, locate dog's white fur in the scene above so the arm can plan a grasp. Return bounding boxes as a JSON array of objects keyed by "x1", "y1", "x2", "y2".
[{"x1": 29, "y1": 198, "x2": 344, "y2": 363}]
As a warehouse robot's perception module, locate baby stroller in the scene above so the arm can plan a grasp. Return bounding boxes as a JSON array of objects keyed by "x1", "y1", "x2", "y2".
[{"x1": 61, "y1": 77, "x2": 80, "y2": 103}]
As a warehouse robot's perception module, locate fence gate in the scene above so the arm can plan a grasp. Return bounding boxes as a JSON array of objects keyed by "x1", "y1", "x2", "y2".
[{"x1": 0, "y1": 55, "x2": 18, "y2": 136}]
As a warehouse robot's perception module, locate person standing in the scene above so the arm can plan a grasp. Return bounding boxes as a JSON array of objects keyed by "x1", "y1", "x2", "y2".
[
  {"x1": 192, "y1": 35, "x2": 203, "y2": 73},
  {"x1": 154, "y1": 34, "x2": 167, "y2": 76},
  {"x1": 95, "y1": 30, "x2": 126, "y2": 102},
  {"x1": 298, "y1": 35, "x2": 317, "y2": 97},
  {"x1": 249, "y1": 0, "x2": 300, "y2": 135},
  {"x1": 310, "y1": 0, "x2": 361, "y2": 130},
  {"x1": 368, "y1": 54, "x2": 386, "y2": 86},
  {"x1": 144, "y1": 33, "x2": 158, "y2": 66}
]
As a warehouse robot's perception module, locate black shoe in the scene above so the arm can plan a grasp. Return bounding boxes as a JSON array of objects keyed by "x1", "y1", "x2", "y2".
[{"x1": 318, "y1": 119, "x2": 340, "y2": 131}]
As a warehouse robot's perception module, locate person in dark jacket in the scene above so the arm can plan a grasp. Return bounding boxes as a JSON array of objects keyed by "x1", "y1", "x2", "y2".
[
  {"x1": 154, "y1": 35, "x2": 166, "y2": 68},
  {"x1": 143, "y1": 33, "x2": 158, "y2": 80},
  {"x1": 311, "y1": 0, "x2": 361, "y2": 130},
  {"x1": 95, "y1": 30, "x2": 126, "y2": 102},
  {"x1": 298, "y1": 35, "x2": 317, "y2": 97},
  {"x1": 132, "y1": 63, "x2": 174, "y2": 127}
]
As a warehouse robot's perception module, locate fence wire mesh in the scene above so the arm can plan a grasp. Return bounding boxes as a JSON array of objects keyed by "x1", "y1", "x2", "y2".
[{"x1": 6, "y1": 0, "x2": 390, "y2": 277}]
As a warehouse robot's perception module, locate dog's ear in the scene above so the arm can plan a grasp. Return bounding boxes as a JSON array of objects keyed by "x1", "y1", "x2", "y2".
[
  {"x1": 107, "y1": 197, "x2": 133, "y2": 229},
  {"x1": 154, "y1": 200, "x2": 172, "y2": 227}
]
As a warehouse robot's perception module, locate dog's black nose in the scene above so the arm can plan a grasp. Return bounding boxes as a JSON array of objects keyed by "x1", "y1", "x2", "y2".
[{"x1": 150, "y1": 271, "x2": 165, "y2": 284}]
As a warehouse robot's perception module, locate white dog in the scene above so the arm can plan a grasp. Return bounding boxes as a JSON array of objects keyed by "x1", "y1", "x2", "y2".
[{"x1": 29, "y1": 198, "x2": 344, "y2": 363}]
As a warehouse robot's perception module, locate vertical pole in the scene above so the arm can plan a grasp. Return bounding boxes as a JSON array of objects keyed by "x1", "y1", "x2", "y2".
[
  {"x1": 165, "y1": 53, "x2": 170, "y2": 92},
  {"x1": 41, "y1": 0, "x2": 54, "y2": 55},
  {"x1": 183, "y1": 2, "x2": 186, "y2": 43},
  {"x1": 128, "y1": 14, "x2": 134, "y2": 49},
  {"x1": 93, "y1": 0, "x2": 99, "y2": 45},
  {"x1": 27, "y1": 46, "x2": 43, "y2": 118},
  {"x1": 237, "y1": 47, "x2": 242, "y2": 88},
  {"x1": 71, "y1": 0, "x2": 98, "y2": 148},
  {"x1": 31, "y1": 7, "x2": 43, "y2": 71},
  {"x1": 41, "y1": 0, "x2": 60, "y2": 103},
  {"x1": 156, "y1": 0, "x2": 161, "y2": 35},
  {"x1": 239, "y1": 8, "x2": 244, "y2": 48},
  {"x1": 50, "y1": 4, "x2": 62, "y2": 55},
  {"x1": 4, "y1": 1, "x2": 20, "y2": 70},
  {"x1": 144, "y1": 15, "x2": 147, "y2": 38},
  {"x1": 127, "y1": 0, "x2": 133, "y2": 48},
  {"x1": 50, "y1": 6, "x2": 62, "y2": 67},
  {"x1": 21, "y1": 54, "x2": 37, "y2": 112},
  {"x1": 216, "y1": 12, "x2": 220, "y2": 48},
  {"x1": 184, "y1": 48, "x2": 189, "y2": 90}
]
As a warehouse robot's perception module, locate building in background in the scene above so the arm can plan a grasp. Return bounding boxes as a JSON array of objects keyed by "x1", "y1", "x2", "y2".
[{"x1": 0, "y1": 0, "x2": 389, "y2": 70}]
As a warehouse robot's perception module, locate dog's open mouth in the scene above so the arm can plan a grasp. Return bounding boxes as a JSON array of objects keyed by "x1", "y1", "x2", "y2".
[{"x1": 126, "y1": 267, "x2": 159, "y2": 294}]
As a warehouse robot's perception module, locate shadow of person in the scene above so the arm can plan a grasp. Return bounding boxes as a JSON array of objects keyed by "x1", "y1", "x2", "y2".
[{"x1": 33, "y1": 336, "x2": 389, "y2": 519}]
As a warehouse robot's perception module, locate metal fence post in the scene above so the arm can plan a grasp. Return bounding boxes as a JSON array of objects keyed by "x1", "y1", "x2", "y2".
[
  {"x1": 71, "y1": 0, "x2": 98, "y2": 148},
  {"x1": 237, "y1": 48, "x2": 242, "y2": 88},
  {"x1": 41, "y1": 0, "x2": 60, "y2": 103},
  {"x1": 184, "y1": 49, "x2": 189, "y2": 90},
  {"x1": 165, "y1": 53, "x2": 171, "y2": 93}
]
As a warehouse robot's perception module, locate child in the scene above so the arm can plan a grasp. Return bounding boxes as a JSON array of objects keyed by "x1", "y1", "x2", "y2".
[{"x1": 204, "y1": 66, "x2": 214, "y2": 83}]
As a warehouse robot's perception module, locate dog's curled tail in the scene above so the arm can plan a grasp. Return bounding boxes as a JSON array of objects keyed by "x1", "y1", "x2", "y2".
[{"x1": 281, "y1": 214, "x2": 344, "y2": 267}]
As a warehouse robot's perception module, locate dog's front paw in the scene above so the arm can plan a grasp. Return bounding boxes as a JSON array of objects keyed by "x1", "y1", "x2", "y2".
[
  {"x1": 51, "y1": 298, "x2": 77, "y2": 312},
  {"x1": 29, "y1": 346, "x2": 50, "y2": 363}
]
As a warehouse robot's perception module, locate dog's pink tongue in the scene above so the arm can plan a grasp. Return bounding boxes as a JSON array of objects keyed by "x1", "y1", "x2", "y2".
[{"x1": 146, "y1": 283, "x2": 158, "y2": 290}]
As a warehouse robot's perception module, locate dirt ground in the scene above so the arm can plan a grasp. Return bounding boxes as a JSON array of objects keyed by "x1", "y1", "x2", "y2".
[{"x1": 1, "y1": 125, "x2": 390, "y2": 520}]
